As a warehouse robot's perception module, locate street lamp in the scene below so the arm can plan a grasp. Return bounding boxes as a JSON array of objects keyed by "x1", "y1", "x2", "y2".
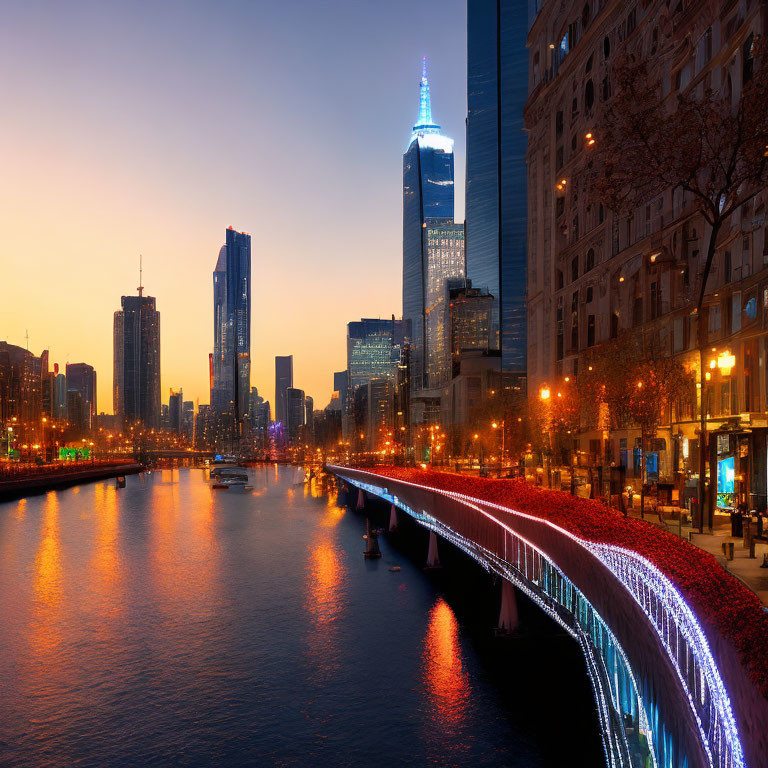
[{"x1": 540, "y1": 386, "x2": 553, "y2": 487}]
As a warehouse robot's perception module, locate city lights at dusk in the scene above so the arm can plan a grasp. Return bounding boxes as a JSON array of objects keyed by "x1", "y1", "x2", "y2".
[{"x1": 2, "y1": 2, "x2": 768, "y2": 768}]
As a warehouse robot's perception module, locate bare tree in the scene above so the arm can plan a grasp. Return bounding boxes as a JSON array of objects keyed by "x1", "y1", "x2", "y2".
[{"x1": 591, "y1": 36, "x2": 768, "y2": 526}]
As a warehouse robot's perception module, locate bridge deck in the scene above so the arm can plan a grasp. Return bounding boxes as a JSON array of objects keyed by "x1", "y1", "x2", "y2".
[{"x1": 332, "y1": 465, "x2": 768, "y2": 768}]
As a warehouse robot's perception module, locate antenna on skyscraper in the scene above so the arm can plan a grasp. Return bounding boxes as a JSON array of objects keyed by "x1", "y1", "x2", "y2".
[
  {"x1": 25, "y1": 329, "x2": 29, "y2": 351},
  {"x1": 138, "y1": 254, "x2": 144, "y2": 297}
]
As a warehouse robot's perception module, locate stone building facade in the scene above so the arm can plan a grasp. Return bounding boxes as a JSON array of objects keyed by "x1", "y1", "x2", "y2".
[{"x1": 525, "y1": 0, "x2": 768, "y2": 506}]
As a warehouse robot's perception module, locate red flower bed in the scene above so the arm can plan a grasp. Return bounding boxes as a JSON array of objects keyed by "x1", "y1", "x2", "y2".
[{"x1": 363, "y1": 465, "x2": 768, "y2": 698}]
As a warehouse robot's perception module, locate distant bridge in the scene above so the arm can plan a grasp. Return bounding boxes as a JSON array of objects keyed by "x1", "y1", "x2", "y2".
[{"x1": 329, "y1": 465, "x2": 768, "y2": 768}]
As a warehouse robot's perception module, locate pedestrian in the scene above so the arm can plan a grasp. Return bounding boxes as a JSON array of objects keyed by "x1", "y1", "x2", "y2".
[{"x1": 736, "y1": 500, "x2": 747, "y2": 538}]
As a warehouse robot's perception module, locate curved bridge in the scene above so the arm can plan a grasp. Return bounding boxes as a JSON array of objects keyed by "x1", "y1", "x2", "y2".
[{"x1": 329, "y1": 465, "x2": 768, "y2": 768}]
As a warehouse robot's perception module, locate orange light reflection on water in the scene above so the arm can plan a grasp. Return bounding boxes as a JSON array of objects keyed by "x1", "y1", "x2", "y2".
[
  {"x1": 305, "y1": 538, "x2": 346, "y2": 677},
  {"x1": 30, "y1": 492, "x2": 64, "y2": 657},
  {"x1": 91, "y1": 483, "x2": 121, "y2": 589},
  {"x1": 422, "y1": 597, "x2": 471, "y2": 734}
]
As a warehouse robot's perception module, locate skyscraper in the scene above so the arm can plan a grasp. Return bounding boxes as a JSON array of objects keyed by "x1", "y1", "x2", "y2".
[
  {"x1": 168, "y1": 388, "x2": 183, "y2": 433},
  {"x1": 403, "y1": 59, "x2": 458, "y2": 396},
  {"x1": 211, "y1": 227, "x2": 252, "y2": 424},
  {"x1": 465, "y1": 0, "x2": 528, "y2": 375},
  {"x1": 285, "y1": 387, "x2": 305, "y2": 443},
  {"x1": 66, "y1": 363, "x2": 96, "y2": 428},
  {"x1": 113, "y1": 289, "x2": 161, "y2": 429},
  {"x1": 275, "y1": 355, "x2": 293, "y2": 425},
  {"x1": 347, "y1": 318, "x2": 409, "y2": 392},
  {"x1": 54, "y1": 371, "x2": 67, "y2": 420}
]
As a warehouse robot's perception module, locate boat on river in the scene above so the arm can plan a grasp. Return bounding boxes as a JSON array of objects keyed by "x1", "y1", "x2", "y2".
[{"x1": 211, "y1": 468, "x2": 252, "y2": 491}]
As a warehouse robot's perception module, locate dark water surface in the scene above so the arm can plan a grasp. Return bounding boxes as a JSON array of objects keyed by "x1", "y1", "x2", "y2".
[{"x1": 0, "y1": 467, "x2": 602, "y2": 767}]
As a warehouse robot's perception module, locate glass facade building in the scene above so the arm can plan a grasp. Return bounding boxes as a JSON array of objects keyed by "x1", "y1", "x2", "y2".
[
  {"x1": 113, "y1": 294, "x2": 161, "y2": 428},
  {"x1": 347, "y1": 318, "x2": 408, "y2": 393},
  {"x1": 403, "y1": 59, "x2": 458, "y2": 393},
  {"x1": 424, "y1": 223, "x2": 465, "y2": 389},
  {"x1": 275, "y1": 355, "x2": 293, "y2": 426},
  {"x1": 285, "y1": 387, "x2": 305, "y2": 443},
  {"x1": 211, "y1": 227, "x2": 251, "y2": 423},
  {"x1": 65, "y1": 362, "x2": 96, "y2": 428},
  {"x1": 465, "y1": 0, "x2": 528, "y2": 374}
]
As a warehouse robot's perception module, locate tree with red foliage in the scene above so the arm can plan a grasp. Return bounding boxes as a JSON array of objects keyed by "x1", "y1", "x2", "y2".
[{"x1": 591, "y1": 37, "x2": 768, "y2": 527}]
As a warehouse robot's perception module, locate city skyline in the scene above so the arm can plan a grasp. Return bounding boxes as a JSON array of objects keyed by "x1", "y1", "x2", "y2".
[{"x1": 0, "y1": 0, "x2": 467, "y2": 412}]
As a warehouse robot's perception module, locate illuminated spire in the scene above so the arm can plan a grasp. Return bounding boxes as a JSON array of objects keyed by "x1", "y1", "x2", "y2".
[{"x1": 412, "y1": 57, "x2": 441, "y2": 138}]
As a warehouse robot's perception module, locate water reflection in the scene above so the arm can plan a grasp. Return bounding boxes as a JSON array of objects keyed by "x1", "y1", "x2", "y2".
[
  {"x1": 30, "y1": 492, "x2": 64, "y2": 661},
  {"x1": 91, "y1": 483, "x2": 120, "y2": 589},
  {"x1": 305, "y1": 537, "x2": 346, "y2": 678},
  {"x1": 421, "y1": 597, "x2": 471, "y2": 736},
  {"x1": 33, "y1": 492, "x2": 63, "y2": 609},
  {"x1": 0, "y1": 467, "x2": 589, "y2": 767}
]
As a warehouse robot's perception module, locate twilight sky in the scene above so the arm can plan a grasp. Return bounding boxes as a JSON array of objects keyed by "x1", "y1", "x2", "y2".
[{"x1": 0, "y1": 0, "x2": 466, "y2": 413}]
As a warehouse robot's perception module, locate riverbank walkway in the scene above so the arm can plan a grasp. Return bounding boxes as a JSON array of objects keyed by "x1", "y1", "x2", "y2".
[{"x1": 0, "y1": 459, "x2": 142, "y2": 499}]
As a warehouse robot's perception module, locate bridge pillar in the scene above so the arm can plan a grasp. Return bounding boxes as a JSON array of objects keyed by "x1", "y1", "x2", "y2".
[
  {"x1": 388, "y1": 503, "x2": 398, "y2": 532},
  {"x1": 425, "y1": 530, "x2": 441, "y2": 569},
  {"x1": 356, "y1": 488, "x2": 365, "y2": 510},
  {"x1": 364, "y1": 518, "x2": 381, "y2": 559},
  {"x1": 497, "y1": 579, "x2": 519, "y2": 635}
]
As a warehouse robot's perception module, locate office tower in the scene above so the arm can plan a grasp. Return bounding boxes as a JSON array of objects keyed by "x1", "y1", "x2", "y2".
[
  {"x1": 113, "y1": 286, "x2": 161, "y2": 429},
  {"x1": 66, "y1": 390, "x2": 87, "y2": 436},
  {"x1": 423, "y1": 224, "x2": 465, "y2": 388},
  {"x1": 54, "y1": 372, "x2": 67, "y2": 420},
  {"x1": 275, "y1": 355, "x2": 293, "y2": 425},
  {"x1": 41, "y1": 351, "x2": 54, "y2": 419},
  {"x1": 402, "y1": 59, "x2": 464, "y2": 396},
  {"x1": 347, "y1": 318, "x2": 409, "y2": 392},
  {"x1": 168, "y1": 388, "x2": 183, "y2": 433},
  {"x1": 182, "y1": 400, "x2": 195, "y2": 441},
  {"x1": 367, "y1": 378, "x2": 394, "y2": 451},
  {"x1": 285, "y1": 387, "x2": 305, "y2": 443},
  {"x1": 0, "y1": 342, "x2": 44, "y2": 445},
  {"x1": 305, "y1": 395, "x2": 314, "y2": 444},
  {"x1": 66, "y1": 363, "x2": 97, "y2": 429},
  {"x1": 333, "y1": 371, "x2": 349, "y2": 404},
  {"x1": 449, "y1": 282, "x2": 493, "y2": 367},
  {"x1": 211, "y1": 227, "x2": 252, "y2": 423},
  {"x1": 465, "y1": 0, "x2": 527, "y2": 374}
]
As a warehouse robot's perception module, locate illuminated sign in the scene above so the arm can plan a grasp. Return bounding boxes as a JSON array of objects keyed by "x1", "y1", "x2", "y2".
[
  {"x1": 717, "y1": 456, "x2": 735, "y2": 494},
  {"x1": 59, "y1": 447, "x2": 91, "y2": 461}
]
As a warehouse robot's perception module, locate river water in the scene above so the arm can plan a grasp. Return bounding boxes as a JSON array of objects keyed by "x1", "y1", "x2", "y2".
[{"x1": 0, "y1": 466, "x2": 602, "y2": 767}]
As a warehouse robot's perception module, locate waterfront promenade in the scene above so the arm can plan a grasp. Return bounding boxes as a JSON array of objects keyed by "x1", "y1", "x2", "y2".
[{"x1": 0, "y1": 460, "x2": 142, "y2": 499}]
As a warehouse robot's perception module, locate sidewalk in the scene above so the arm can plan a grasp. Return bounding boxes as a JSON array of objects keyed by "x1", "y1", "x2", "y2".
[{"x1": 626, "y1": 506, "x2": 768, "y2": 607}]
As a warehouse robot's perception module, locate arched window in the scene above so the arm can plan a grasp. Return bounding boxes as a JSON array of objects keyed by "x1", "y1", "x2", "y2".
[
  {"x1": 603, "y1": 35, "x2": 611, "y2": 59},
  {"x1": 582, "y1": 3, "x2": 591, "y2": 29},
  {"x1": 585, "y1": 54, "x2": 594, "y2": 73},
  {"x1": 585, "y1": 79, "x2": 594, "y2": 110},
  {"x1": 586, "y1": 248, "x2": 595, "y2": 271}
]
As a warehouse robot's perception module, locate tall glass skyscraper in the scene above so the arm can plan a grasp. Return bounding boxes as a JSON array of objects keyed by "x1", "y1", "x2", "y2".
[
  {"x1": 113, "y1": 292, "x2": 161, "y2": 428},
  {"x1": 347, "y1": 318, "x2": 409, "y2": 392},
  {"x1": 403, "y1": 59, "x2": 463, "y2": 394},
  {"x1": 274, "y1": 355, "x2": 293, "y2": 426},
  {"x1": 465, "y1": 0, "x2": 528, "y2": 375},
  {"x1": 211, "y1": 227, "x2": 251, "y2": 424}
]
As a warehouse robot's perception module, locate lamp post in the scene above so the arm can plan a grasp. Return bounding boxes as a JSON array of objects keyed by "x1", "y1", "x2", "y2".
[
  {"x1": 492, "y1": 420, "x2": 506, "y2": 476},
  {"x1": 540, "y1": 386, "x2": 552, "y2": 487}
]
